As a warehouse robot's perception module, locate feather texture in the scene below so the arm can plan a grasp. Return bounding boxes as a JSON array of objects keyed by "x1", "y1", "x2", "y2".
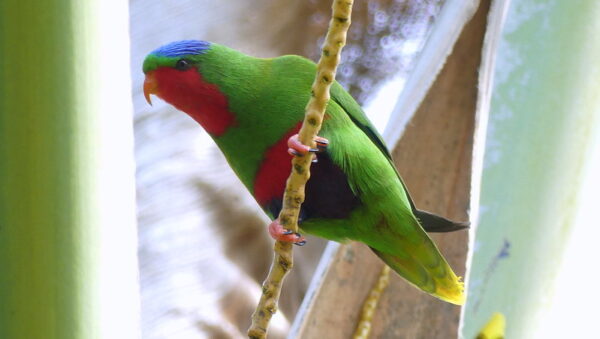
[{"x1": 151, "y1": 40, "x2": 211, "y2": 58}]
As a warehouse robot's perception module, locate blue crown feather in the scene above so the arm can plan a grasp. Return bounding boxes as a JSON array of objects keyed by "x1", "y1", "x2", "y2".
[{"x1": 151, "y1": 40, "x2": 211, "y2": 58}]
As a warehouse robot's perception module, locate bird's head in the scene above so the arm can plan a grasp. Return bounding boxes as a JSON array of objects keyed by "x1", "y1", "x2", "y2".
[
  {"x1": 142, "y1": 40, "x2": 212, "y2": 106},
  {"x1": 142, "y1": 40, "x2": 237, "y2": 136}
]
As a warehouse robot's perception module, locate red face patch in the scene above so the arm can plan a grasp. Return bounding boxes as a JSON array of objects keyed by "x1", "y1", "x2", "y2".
[{"x1": 150, "y1": 67, "x2": 236, "y2": 136}]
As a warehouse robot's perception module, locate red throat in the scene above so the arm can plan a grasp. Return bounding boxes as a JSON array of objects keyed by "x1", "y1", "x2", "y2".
[{"x1": 150, "y1": 67, "x2": 236, "y2": 136}]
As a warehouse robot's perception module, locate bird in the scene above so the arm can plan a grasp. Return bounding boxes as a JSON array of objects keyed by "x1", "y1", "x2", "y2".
[{"x1": 142, "y1": 40, "x2": 467, "y2": 304}]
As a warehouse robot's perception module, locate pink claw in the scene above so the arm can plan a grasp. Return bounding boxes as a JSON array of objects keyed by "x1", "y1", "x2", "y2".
[
  {"x1": 268, "y1": 219, "x2": 306, "y2": 246},
  {"x1": 314, "y1": 136, "x2": 329, "y2": 148},
  {"x1": 287, "y1": 134, "x2": 329, "y2": 157}
]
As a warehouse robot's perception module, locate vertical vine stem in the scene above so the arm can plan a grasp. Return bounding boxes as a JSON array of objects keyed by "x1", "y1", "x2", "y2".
[
  {"x1": 247, "y1": 1, "x2": 354, "y2": 338},
  {"x1": 352, "y1": 265, "x2": 391, "y2": 339}
]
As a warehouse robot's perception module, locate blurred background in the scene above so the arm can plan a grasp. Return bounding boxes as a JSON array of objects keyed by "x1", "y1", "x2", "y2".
[
  {"x1": 3, "y1": 1, "x2": 598, "y2": 339},
  {"x1": 130, "y1": 1, "x2": 443, "y2": 338}
]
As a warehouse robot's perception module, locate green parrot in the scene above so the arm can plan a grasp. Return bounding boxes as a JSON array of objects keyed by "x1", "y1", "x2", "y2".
[{"x1": 142, "y1": 40, "x2": 467, "y2": 304}]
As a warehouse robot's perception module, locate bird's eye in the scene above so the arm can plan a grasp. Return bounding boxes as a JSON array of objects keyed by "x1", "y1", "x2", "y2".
[{"x1": 175, "y1": 59, "x2": 191, "y2": 70}]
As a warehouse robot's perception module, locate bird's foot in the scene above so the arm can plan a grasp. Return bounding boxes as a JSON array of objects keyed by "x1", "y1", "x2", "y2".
[
  {"x1": 268, "y1": 219, "x2": 306, "y2": 246},
  {"x1": 287, "y1": 134, "x2": 329, "y2": 157}
]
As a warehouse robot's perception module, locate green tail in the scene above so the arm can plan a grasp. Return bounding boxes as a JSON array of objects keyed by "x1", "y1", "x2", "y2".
[
  {"x1": 367, "y1": 213, "x2": 466, "y2": 305},
  {"x1": 371, "y1": 245, "x2": 465, "y2": 305}
]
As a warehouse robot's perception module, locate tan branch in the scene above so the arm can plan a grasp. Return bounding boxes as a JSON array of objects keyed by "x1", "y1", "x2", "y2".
[
  {"x1": 247, "y1": 1, "x2": 354, "y2": 338},
  {"x1": 352, "y1": 265, "x2": 391, "y2": 339}
]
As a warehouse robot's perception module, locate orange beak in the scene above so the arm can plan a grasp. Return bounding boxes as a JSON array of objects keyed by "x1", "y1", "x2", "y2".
[{"x1": 143, "y1": 71, "x2": 159, "y2": 105}]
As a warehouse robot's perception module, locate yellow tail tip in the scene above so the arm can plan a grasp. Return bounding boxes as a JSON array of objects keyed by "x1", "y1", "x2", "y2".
[{"x1": 434, "y1": 276, "x2": 465, "y2": 305}]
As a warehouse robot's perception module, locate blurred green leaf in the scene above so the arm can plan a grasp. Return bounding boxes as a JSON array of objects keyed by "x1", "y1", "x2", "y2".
[
  {"x1": 0, "y1": 1, "x2": 138, "y2": 338},
  {"x1": 462, "y1": 1, "x2": 600, "y2": 338}
]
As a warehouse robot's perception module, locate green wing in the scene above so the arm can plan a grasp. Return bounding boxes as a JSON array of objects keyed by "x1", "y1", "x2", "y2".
[
  {"x1": 330, "y1": 82, "x2": 392, "y2": 161},
  {"x1": 329, "y1": 82, "x2": 468, "y2": 232},
  {"x1": 329, "y1": 82, "x2": 415, "y2": 205}
]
